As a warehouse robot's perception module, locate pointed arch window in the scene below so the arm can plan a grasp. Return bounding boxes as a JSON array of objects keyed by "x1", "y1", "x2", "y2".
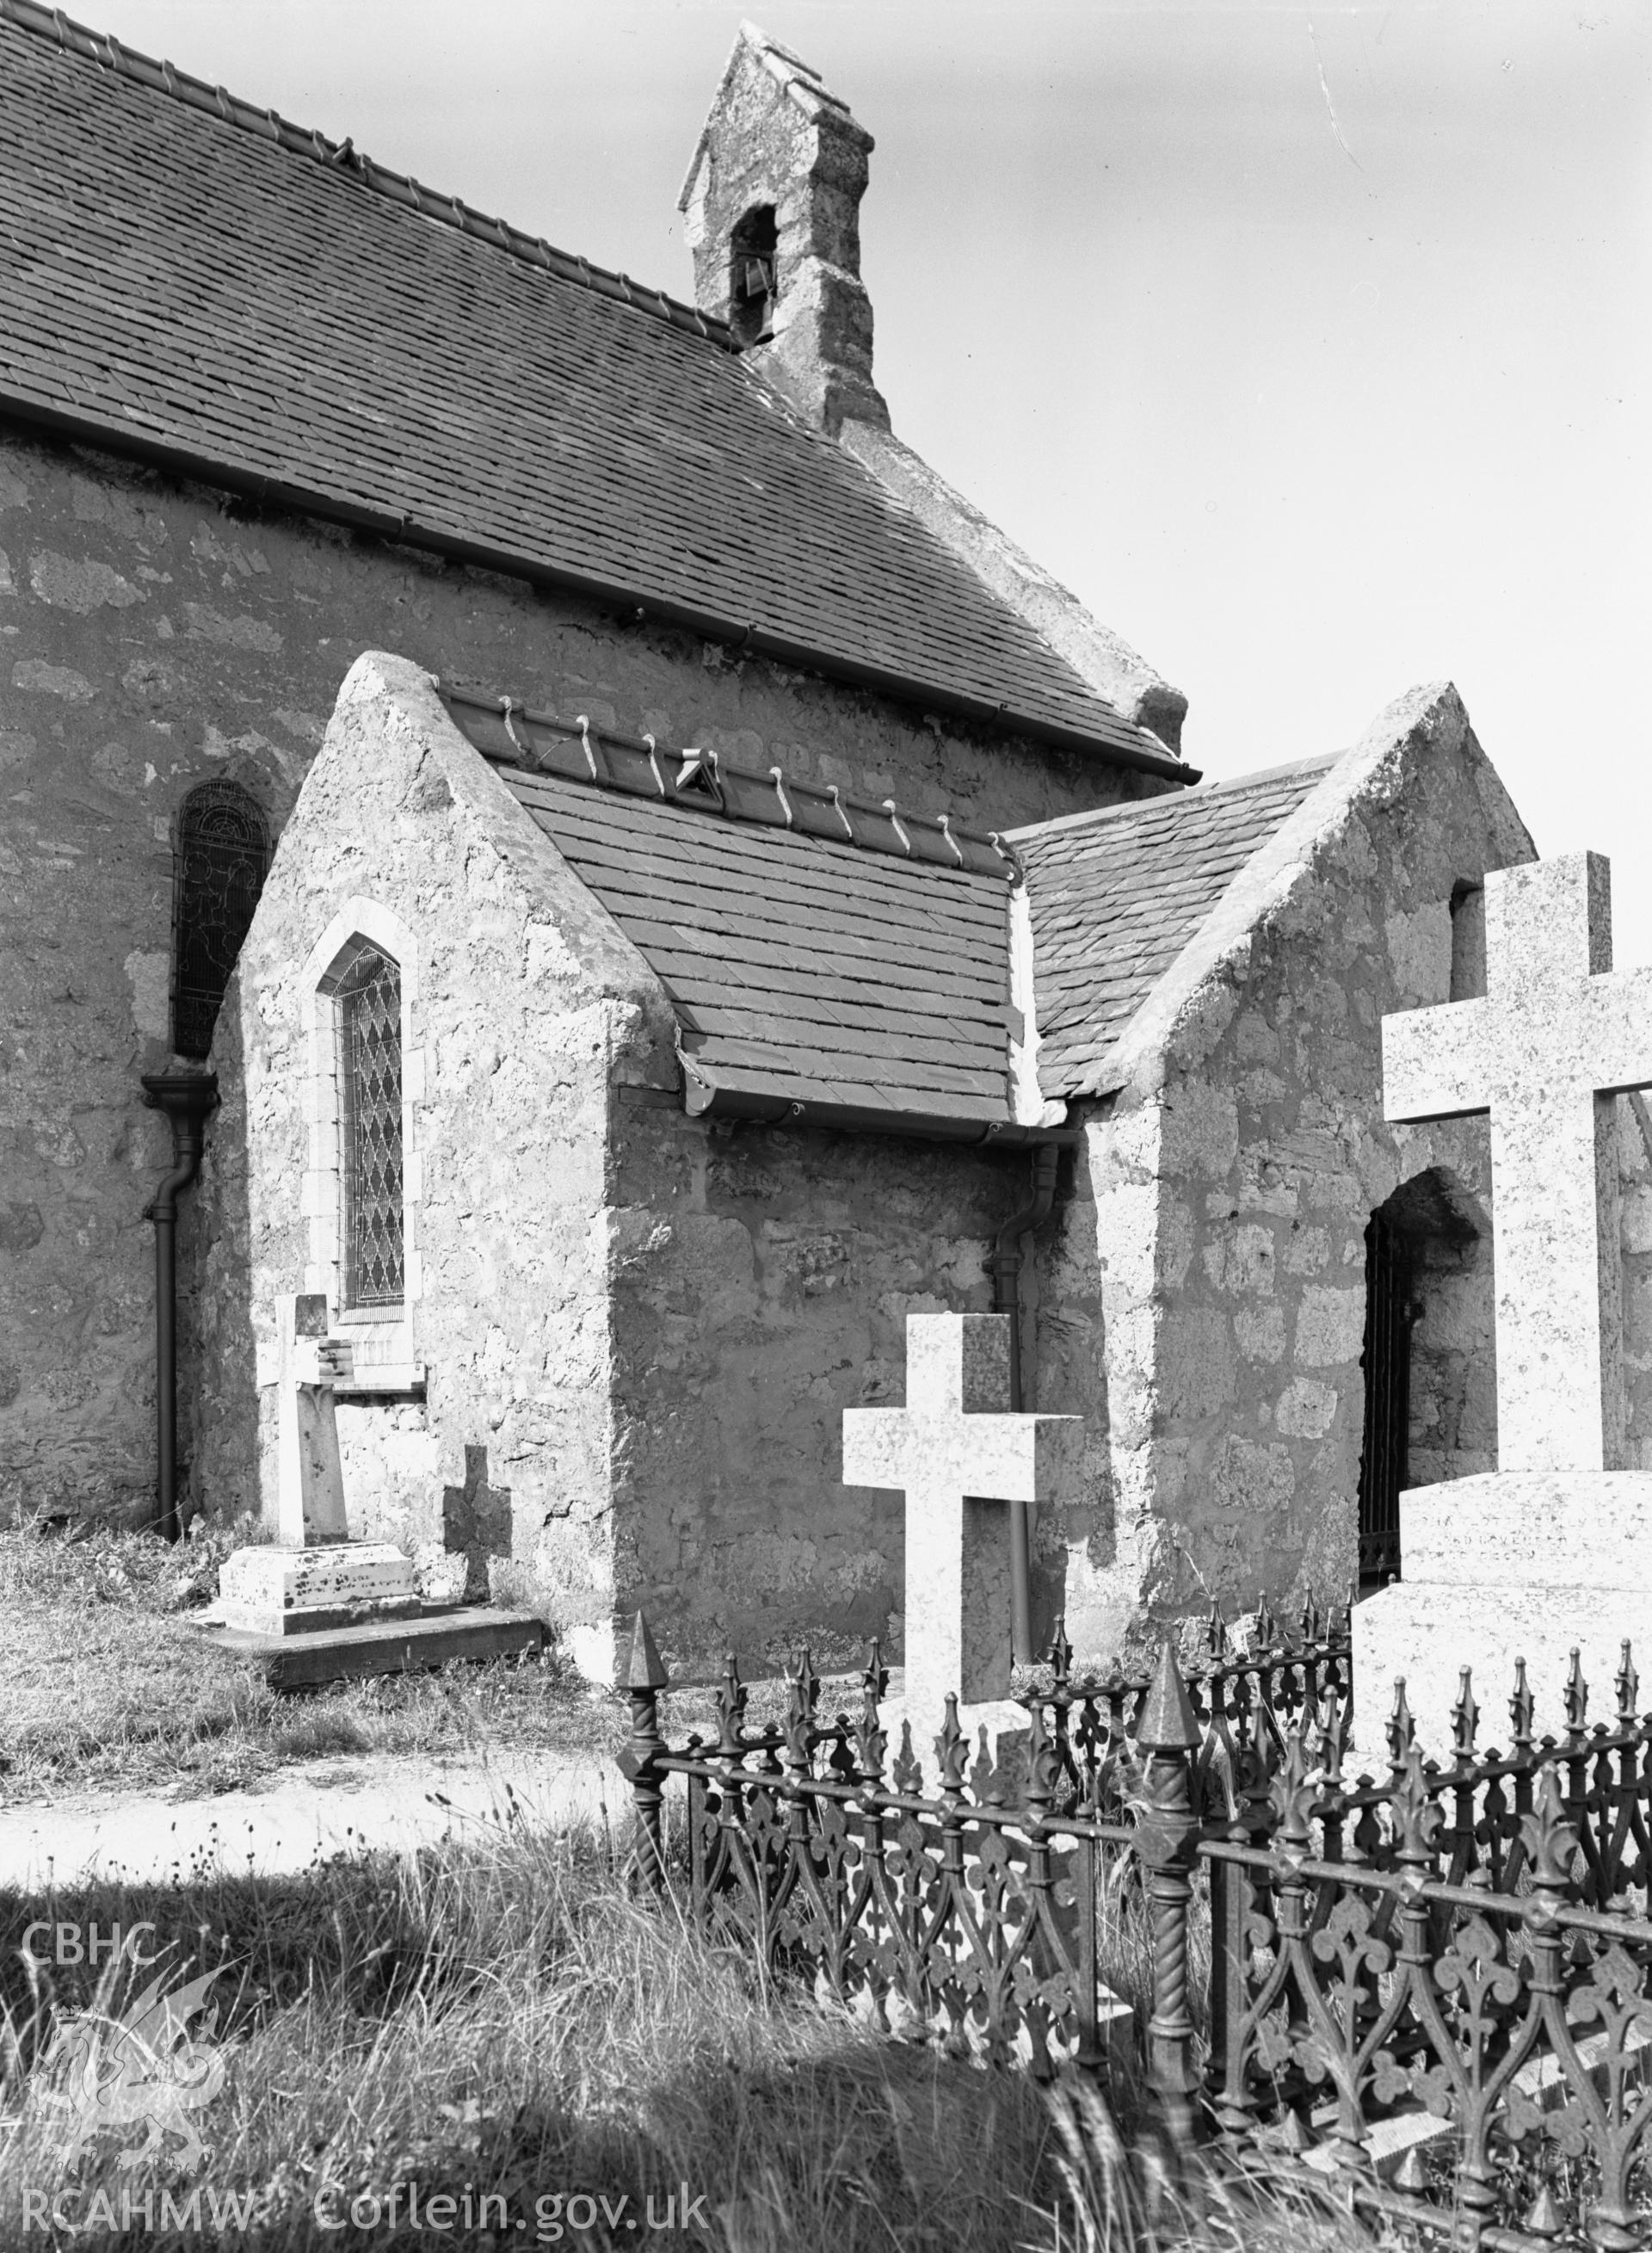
[
  {"x1": 331, "y1": 943, "x2": 404, "y2": 1310},
  {"x1": 171, "y1": 781, "x2": 270, "y2": 1059}
]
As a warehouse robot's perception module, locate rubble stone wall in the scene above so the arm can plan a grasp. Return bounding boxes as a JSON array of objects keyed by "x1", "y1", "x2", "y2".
[
  {"x1": 1041, "y1": 688, "x2": 1538, "y2": 1669},
  {"x1": 0, "y1": 420, "x2": 1147, "y2": 1528},
  {"x1": 607, "y1": 1096, "x2": 1033, "y2": 1679}
]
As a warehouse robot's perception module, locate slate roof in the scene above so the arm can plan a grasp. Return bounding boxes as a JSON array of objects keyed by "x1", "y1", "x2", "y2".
[
  {"x1": 443, "y1": 682, "x2": 1342, "y2": 1134},
  {"x1": 441, "y1": 686, "x2": 1015, "y2": 879},
  {"x1": 0, "y1": 0, "x2": 1184, "y2": 774},
  {"x1": 1013, "y1": 756, "x2": 1340, "y2": 1100},
  {"x1": 491, "y1": 757, "x2": 1020, "y2": 1137}
]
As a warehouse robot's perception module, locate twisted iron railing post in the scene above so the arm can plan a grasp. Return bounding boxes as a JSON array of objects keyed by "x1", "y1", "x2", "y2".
[
  {"x1": 1136, "y1": 1640, "x2": 1204, "y2": 2149},
  {"x1": 618, "y1": 1609, "x2": 670, "y2": 1892}
]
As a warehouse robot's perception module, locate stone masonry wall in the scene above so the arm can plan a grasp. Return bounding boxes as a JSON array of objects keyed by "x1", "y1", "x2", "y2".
[
  {"x1": 606, "y1": 1095, "x2": 1035, "y2": 1678},
  {"x1": 0, "y1": 419, "x2": 1150, "y2": 1528},
  {"x1": 1041, "y1": 688, "x2": 1538, "y2": 1668},
  {"x1": 188, "y1": 654, "x2": 680, "y2": 1673}
]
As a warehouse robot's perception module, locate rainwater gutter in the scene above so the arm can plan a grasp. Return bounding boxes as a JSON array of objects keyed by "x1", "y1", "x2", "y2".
[
  {"x1": 990, "y1": 1141, "x2": 1062, "y2": 1664},
  {"x1": 140, "y1": 1068, "x2": 218, "y2": 1543},
  {"x1": 681, "y1": 1080, "x2": 1078, "y2": 1148}
]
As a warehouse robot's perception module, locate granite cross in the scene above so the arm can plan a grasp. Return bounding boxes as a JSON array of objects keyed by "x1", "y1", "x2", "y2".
[
  {"x1": 841, "y1": 1312, "x2": 1081, "y2": 1737},
  {"x1": 442, "y1": 1444, "x2": 513, "y2": 1604},
  {"x1": 1384, "y1": 853, "x2": 1652, "y2": 1474},
  {"x1": 266, "y1": 1291, "x2": 353, "y2": 1546}
]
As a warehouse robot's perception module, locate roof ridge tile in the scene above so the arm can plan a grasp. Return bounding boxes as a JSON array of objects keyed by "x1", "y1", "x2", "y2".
[{"x1": 440, "y1": 682, "x2": 1019, "y2": 883}]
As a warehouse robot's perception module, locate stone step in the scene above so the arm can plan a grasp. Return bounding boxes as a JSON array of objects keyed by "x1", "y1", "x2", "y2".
[{"x1": 191, "y1": 1604, "x2": 546, "y2": 1690}]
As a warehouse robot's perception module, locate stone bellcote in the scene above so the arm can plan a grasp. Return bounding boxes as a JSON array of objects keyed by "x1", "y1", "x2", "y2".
[{"x1": 679, "y1": 22, "x2": 890, "y2": 436}]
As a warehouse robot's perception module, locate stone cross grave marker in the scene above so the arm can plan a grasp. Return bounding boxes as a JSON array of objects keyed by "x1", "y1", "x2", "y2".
[
  {"x1": 1361, "y1": 851, "x2": 1652, "y2": 1747},
  {"x1": 1383, "y1": 853, "x2": 1652, "y2": 1472},
  {"x1": 842, "y1": 1312, "x2": 1081, "y2": 1745},
  {"x1": 269, "y1": 1291, "x2": 353, "y2": 1546},
  {"x1": 224, "y1": 1290, "x2": 419, "y2": 1637}
]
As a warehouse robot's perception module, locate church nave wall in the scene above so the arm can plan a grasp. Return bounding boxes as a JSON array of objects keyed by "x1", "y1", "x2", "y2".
[{"x1": 0, "y1": 420, "x2": 1137, "y2": 1531}]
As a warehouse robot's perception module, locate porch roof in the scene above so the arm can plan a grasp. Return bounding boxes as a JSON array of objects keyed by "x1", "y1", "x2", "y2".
[{"x1": 1013, "y1": 756, "x2": 1341, "y2": 1100}]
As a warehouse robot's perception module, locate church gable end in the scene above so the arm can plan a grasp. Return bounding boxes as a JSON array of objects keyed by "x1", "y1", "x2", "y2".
[
  {"x1": 188, "y1": 653, "x2": 676, "y2": 1673},
  {"x1": 1035, "y1": 684, "x2": 1538, "y2": 1663}
]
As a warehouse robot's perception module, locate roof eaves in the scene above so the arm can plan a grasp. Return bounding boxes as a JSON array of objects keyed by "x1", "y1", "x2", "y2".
[
  {"x1": 0, "y1": 380, "x2": 1192, "y2": 779},
  {"x1": 685, "y1": 1077, "x2": 1075, "y2": 1148},
  {"x1": 1, "y1": 0, "x2": 733, "y2": 350}
]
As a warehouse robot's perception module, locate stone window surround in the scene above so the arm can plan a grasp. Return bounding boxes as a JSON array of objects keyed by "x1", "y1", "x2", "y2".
[{"x1": 300, "y1": 897, "x2": 427, "y2": 1393}]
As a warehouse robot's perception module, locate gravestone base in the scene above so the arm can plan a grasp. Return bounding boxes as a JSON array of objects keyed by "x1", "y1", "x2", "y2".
[
  {"x1": 194, "y1": 1604, "x2": 546, "y2": 1690},
  {"x1": 217, "y1": 1540, "x2": 419, "y2": 1637},
  {"x1": 1354, "y1": 1471, "x2": 1652, "y2": 1756}
]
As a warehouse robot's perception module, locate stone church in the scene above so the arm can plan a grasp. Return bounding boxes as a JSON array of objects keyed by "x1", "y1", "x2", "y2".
[{"x1": 13, "y1": 3, "x2": 1632, "y2": 1684}]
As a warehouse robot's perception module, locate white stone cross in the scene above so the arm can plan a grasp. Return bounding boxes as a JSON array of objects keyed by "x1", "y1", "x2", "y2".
[
  {"x1": 262, "y1": 1291, "x2": 354, "y2": 1546},
  {"x1": 841, "y1": 1312, "x2": 1082, "y2": 1738},
  {"x1": 1384, "y1": 853, "x2": 1652, "y2": 1474}
]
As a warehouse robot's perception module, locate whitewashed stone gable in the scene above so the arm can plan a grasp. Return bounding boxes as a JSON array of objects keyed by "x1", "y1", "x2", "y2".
[{"x1": 193, "y1": 651, "x2": 680, "y2": 1671}]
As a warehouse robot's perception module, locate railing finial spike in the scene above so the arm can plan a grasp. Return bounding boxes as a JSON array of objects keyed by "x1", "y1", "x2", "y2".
[{"x1": 1617, "y1": 1639, "x2": 1640, "y2": 1723}]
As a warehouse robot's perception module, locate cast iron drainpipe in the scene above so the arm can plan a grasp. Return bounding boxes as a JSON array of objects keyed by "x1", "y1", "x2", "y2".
[
  {"x1": 140, "y1": 1068, "x2": 218, "y2": 1542},
  {"x1": 989, "y1": 1141, "x2": 1061, "y2": 1664}
]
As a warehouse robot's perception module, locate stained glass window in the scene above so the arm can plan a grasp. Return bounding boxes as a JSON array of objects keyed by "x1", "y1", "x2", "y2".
[
  {"x1": 337, "y1": 946, "x2": 404, "y2": 1308},
  {"x1": 172, "y1": 781, "x2": 270, "y2": 1059}
]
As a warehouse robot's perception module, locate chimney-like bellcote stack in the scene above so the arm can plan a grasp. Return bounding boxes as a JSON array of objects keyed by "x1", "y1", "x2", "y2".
[{"x1": 679, "y1": 22, "x2": 890, "y2": 436}]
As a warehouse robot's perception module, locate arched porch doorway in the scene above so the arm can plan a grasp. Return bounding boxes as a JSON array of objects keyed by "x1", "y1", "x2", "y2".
[{"x1": 1357, "y1": 1169, "x2": 1494, "y2": 1589}]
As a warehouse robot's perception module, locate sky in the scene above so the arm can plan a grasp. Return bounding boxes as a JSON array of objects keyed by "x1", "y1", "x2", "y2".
[{"x1": 74, "y1": 0, "x2": 1652, "y2": 955}]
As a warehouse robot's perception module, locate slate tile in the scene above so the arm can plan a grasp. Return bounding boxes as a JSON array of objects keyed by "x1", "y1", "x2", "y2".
[{"x1": 0, "y1": 12, "x2": 1178, "y2": 762}]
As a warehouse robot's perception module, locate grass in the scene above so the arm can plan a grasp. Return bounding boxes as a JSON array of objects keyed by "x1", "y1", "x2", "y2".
[
  {"x1": 0, "y1": 1522, "x2": 622, "y2": 1802},
  {"x1": 0, "y1": 1816, "x2": 1380, "y2": 2253},
  {"x1": 0, "y1": 1522, "x2": 896, "y2": 1806}
]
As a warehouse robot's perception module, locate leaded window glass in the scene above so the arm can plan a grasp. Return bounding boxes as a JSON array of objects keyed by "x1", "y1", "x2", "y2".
[
  {"x1": 337, "y1": 947, "x2": 404, "y2": 1308},
  {"x1": 172, "y1": 781, "x2": 270, "y2": 1058}
]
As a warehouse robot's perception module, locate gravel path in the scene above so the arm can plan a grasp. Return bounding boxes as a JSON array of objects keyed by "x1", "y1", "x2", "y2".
[{"x1": 0, "y1": 1746, "x2": 622, "y2": 1892}]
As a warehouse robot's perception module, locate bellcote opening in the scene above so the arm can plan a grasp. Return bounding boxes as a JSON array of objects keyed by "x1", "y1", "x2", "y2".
[{"x1": 729, "y1": 205, "x2": 777, "y2": 345}]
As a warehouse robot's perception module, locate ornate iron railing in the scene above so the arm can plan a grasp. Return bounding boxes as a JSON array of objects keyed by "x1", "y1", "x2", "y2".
[
  {"x1": 1032, "y1": 1591, "x2": 1354, "y2": 1819},
  {"x1": 623, "y1": 1611, "x2": 1652, "y2": 2244},
  {"x1": 624, "y1": 1624, "x2": 1139, "y2": 2079},
  {"x1": 1204, "y1": 1685, "x2": 1652, "y2": 2244}
]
